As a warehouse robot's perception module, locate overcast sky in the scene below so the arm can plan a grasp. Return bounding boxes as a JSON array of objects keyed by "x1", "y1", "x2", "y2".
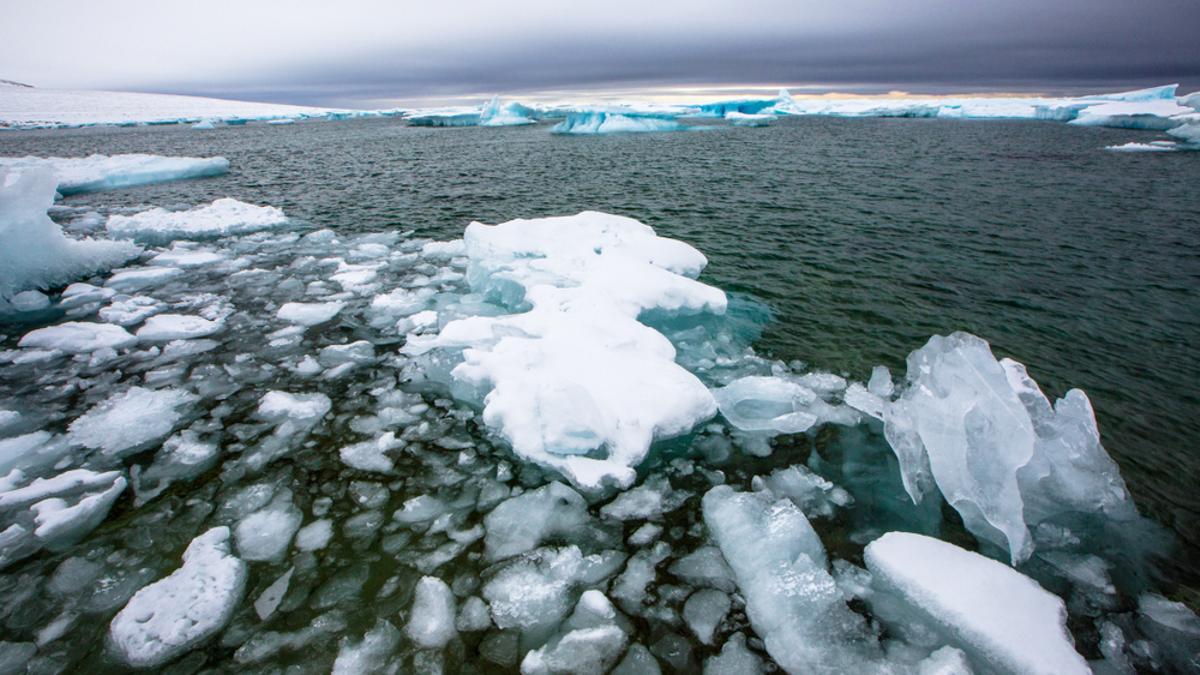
[{"x1": 2, "y1": 0, "x2": 1198, "y2": 107}]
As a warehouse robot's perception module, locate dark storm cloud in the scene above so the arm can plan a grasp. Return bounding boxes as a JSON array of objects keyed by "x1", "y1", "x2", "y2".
[{"x1": 2, "y1": 0, "x2": 1198, "y2": 106}]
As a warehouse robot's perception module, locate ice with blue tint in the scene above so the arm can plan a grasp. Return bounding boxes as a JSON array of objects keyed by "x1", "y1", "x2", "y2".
[
  {"x1": 1087, "y1": 84, "x2": 1179, "y2": 102},
  {"x1": 847, "y1": 332, "x2": 1139, "y2": 565},
  {"x1": 552, "y1": 111, "x2": 686, "y2": 135},
  {"x1": 479, "y1": 96, "x2": 537, "y2": 127},
  {"x1": 701, "y1": 485, "x2": 885, "y2": 673},
  {"x1": 0, "y1": 169, "x2": 140, "y2": 304},
  {"x1": 687, "y1": 98, "x2": 778, "y2": 118},
  {"x1": 0, "y1": 154, "x2": 229, "y2": 195},
  {"x1": 404, "y1": 108, "x2": 482, "y2": 127}
]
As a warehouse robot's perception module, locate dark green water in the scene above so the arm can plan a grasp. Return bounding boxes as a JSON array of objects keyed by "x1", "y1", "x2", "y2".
[{"x1": 2, "y1": 116, "x2": 1198, "y2": 590}]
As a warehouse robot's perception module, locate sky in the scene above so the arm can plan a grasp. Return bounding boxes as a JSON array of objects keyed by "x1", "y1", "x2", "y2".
[{"x1": 2, "y1": 0, "x2": 1198, "y2": 108}]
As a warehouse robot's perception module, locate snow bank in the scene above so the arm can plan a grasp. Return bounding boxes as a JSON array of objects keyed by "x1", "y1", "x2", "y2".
[
  {"x1": 0, "y1": 169, "x2": 140, "y2": 302},
  {"x1": 106, "y1": 198, "x2": 288, "y2": 243},
  {"x1": 864, "y1": 532, "x2": 1089, "y2": 675},
  {"x1": 108, "y1": 527, "x2": 247, "y2": 668},
  {"x1": 0, "y1": 154, "x2": 229, "y2": 195},
  {"x1": 405, "y1": 211, "x2": 725, "y2": 490}
]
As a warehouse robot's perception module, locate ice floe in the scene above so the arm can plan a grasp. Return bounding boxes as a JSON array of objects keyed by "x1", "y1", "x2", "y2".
[
  {"x1": 405, "y1": 211, "x2": 725, "y2": 490},
  {"x1": 553, "y1": 111, "x2": 687, "y2": 134},
  {"x1": 0, "y1": 153, "x2": 229, "y2": 194},
  {"x1": 865, "y1": 531, "x2": 1089, "y2": 675},
  {"x1": 107, "y1": 527, "x2": 247, "y2": 668},
  {"x1": 106, "y1": 198, "x2": 289, "y2": 243}
]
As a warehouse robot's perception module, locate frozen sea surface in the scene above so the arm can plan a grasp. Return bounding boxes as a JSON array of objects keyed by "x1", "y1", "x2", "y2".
[{"x1": 0, "y1": 116, "x2": 1197, "y2": 673}]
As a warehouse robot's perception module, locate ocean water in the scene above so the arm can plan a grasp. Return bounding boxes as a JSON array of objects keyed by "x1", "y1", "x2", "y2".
[{"x1": 1, "y1": 117, "x2": 1197, "y2": 670}]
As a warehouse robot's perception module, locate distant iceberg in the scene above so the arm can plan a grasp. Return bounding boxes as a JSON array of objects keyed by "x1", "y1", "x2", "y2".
[
  {"x1": 479, "y1": 96, "x2": 538, "y2": 127},
  {"x1": 0, "y1": 154, "x2": 229, "y2": 195},
  {"x1": 552, "y1": 111, "x2": 686, "y2": 135},
  {"x1": 404, "y1": 108, "x2": 482, "y2": 127}
]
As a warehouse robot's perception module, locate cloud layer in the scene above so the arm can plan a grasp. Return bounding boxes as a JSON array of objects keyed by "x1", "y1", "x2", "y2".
[{"x1": 3, "y1": 0, "x2": 1197, "y2": 106}]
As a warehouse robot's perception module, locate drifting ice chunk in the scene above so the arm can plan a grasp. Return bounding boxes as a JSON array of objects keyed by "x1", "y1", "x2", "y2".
[
  {"x1": 484, "y1": 481, "x2": 600, "y2": 561},
  {"x1": 135, "y1": 314, "x2": 224, "y2": 341},
  {"x1": 881, "y1": 332, "x2": 1134, "y2": 564},
  {"x1": 108, "y1": 527, "x2": 247, "y2": 668},
  {"x1": 105, "y1": 266, "x2": 184, "y2": 292},
  {"x1": 295, "y1": 519, "x2": 334, "y2": 551},
  {"x1": 339, "y1": 432, "x2": 401, "y2": 473},
  {"x1": 482, "y1": 546, "x2": 623, "y2": 636},
  {"x1": 333, "y1": 619, "x2": 401, "y2": 675},
  {"x1": 553, "y1": 112, "x2": 685, "y2": 135},
  {"x1": 521, "y1": 625, "x2": 629, "y2": 674},
  {"x1": 408, "y1": 212, "x2": 725, "y2": 490},
  {"x1": 0, "y1": 168, "x2": 140, "y2": 301},
  {"x1": 0, "y1": 153, "x2": 229, "y2": 195},
  {"x1": 132, "y1": 430, "x2": 219, "y2": 505},
  {"x1": 235, "y1": 491, "x2": 303, "y2": 561},
  {"x1": 277, "y1": 301, "x2": 345, "y2": 326},
  {"x1": 703, "y1": 632, "x2": 763, "y2": 674},
  {"x1": 406, "y1": 576, "x2": 457, "y2": 649},
  {"x1": 863, "y1": 532, "x2": 1088, "y2": 675},
  {"x1": 106, "y1": 198, "x2": 288, "y2": 243},
  {"x1": 701, "y1": 485, "x2": 881, "y2": 672},
  {"x1": 683, "y1": 589, "x2": 730, "y2": 644},
  {"x1": 714, "y1": 376, "x2": 818, "y2": 434},
  {"x1": 31, "y1": 474, "x2": 127, "y2": 549},
  {"x1": 19, "y1": 321, "x2": 137, "y2": 353},
  {"x1": 68, "y1": 386, "x2": 198, "y2": 457}
]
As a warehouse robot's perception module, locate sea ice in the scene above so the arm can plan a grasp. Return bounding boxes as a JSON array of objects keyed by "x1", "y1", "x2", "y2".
[
  {"x1": 332, "y1": 619, "x2": 401, "y2": 675},
  {"x1": 0, "y1": 153, "x2": 229, "y2": 194},
  {"x1": 406, "y1": 576, "x2": 457, "y2": 649},
  {"x1": 277, "y1": 301, "x2": 345, "y2": 326},
  {"x1": 68, "y1": 386, "x2": 198, "y2": 457},
  {"x1": 871, "y1": 332, "x2": 1135, "y2": 564},
  {"x1": 106, "y1": 198, "x2": 288, "y2": 243},
  {"x1": 108, "y1": 527, "x2": 247, "y2": 668},
  {"x1": 701, "y1": 485, "x2": 882, "y2": 672},
  {"x1": 713, "y1": 376, "x2": 819, "y2": 434},
  {"x1": 19, "y1": 321, "x2": 137, "y2": 353},
  {"x1": 104, "y1": 266, "x2": 185, "y2": 293},
  {"x1": 483, "y1": 481, "x2": 604, "y2": 560},
  {"x1": 0, "y1": 168, "x2": 140, "y2": 302},
  {"x1": 406, "y1": 211, "x2": 725, "y2": 490},
  {"x1": 864, "y1": 531, "x2": 1089, "y2": 675},
  {"x1": 134, "y1": 314, "x2": 225, "y2": 341},
  {"x1": 234, "y1": 490, "x2": 303, "y2": 561},
  {"x1": 702, "y1": 632, "x2": 763, "y2": 674}
]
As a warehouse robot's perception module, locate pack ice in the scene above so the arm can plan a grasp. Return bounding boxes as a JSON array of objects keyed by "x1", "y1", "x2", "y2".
[{"x1": 0, "y1": 195, "x2": 1194, "y2": 674}]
